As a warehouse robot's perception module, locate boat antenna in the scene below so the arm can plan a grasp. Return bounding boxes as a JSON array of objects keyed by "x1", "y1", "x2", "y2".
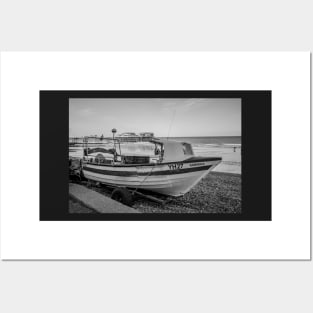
[{"x1": 167, "y1": 109, "x2": 176, "y2": 140}]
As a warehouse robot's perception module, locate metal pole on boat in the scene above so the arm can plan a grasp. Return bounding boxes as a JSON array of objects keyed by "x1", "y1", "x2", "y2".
[
  {"x1": 83, "y1": 136, "x2": 88, "y2": 157},
  {"x1": 112, "y1": 128, "x2": 117, "y2": 160}
]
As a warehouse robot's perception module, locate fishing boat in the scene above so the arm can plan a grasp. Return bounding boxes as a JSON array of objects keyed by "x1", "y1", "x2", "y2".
[{"x1": 81, "y1": 130, "x2": 222, "y2": 197}]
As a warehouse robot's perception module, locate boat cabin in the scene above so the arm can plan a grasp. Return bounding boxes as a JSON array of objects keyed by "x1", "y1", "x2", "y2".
[
  {"x1": 159, "y1": 140, "x2": 194, "y2": 162},
  {"x1": 84, "y1": 140, "x2": 194, "y2": 165}
]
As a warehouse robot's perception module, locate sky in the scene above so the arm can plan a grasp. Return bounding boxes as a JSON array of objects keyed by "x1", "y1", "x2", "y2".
[{"x1": 69, "y1": 98, "x2": 241, "y2": 137}]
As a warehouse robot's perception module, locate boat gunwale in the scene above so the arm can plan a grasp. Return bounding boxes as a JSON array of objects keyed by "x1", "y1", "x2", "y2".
[
  {"x1": 83, "y1": 156, "x2": 222, "y2": 168},
  {"x1": 83, "y1": 164, "x2": 214, "y2": 176}
]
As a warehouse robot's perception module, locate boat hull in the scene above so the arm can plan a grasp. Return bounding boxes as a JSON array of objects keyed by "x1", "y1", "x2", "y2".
[{"x1": 82, "y1": 157, "x2": 221, "y2": 197}]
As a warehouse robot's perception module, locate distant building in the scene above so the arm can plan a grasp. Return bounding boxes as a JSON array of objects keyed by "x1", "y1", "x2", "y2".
[
  {"x1": 116, "y1": 132, "x2": 140, "y2": 142},
  {"x1": 84, "y1": 136, "x2": 103, "y2": 144},
  {"x1": 139, "y1": 132, "x2": 154, "y2": 141},
  {"x1": 69, "y1": 135, "x2": 106, "y2": 145},
  {"x1": 116, "y1": 132, "x2": 155, "y2": 142},
  {"x1": 69, "y1": 137, "x2": 84, "y2": 144}
]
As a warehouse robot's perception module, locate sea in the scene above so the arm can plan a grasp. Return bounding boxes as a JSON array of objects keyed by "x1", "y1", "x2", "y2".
[
  {"x1": 163, "y1": 136, "x2": 241, "y2": 145},
  {"x1": 69, "y1": 136, "x2": 241, "y2": 174}
]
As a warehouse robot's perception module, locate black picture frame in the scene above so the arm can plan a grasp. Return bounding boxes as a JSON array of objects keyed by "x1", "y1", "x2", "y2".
[{"x1": 40, "y1": 91, "x2": 271, "y2": 221}]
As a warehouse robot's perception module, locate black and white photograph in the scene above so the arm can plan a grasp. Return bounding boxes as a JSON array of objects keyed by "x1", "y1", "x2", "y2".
[
  {"x1": 1, "y1": 3, "x2": 312, "y2": 312},
  {"x1": 69, "y1": 98, "x2": 241, "y2": 215}
]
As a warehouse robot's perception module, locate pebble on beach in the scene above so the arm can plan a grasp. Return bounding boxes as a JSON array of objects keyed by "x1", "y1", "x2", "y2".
[{"x1": 133, "y1": 172, "x2": 241, "y2": 214}]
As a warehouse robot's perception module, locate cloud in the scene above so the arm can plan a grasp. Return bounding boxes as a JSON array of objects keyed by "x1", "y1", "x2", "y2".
[
  {"x1": 161, "y1": 99, "x2": 203, "y2": 113},
  {"x1": 78, "y1": 108, "x2": 93, "y2": 116}
]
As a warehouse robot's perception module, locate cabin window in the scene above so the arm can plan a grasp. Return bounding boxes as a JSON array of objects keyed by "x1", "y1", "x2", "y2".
[
  {"x1": 182, "y1": 143, "x2": 194, "y2": 155},
  {"x1": 154, "y1": 143, "x2": 163, "y2": 157}
]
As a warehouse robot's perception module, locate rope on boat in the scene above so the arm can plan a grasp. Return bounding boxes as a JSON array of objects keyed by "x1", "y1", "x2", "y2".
[
  {"x1": 132, "y1": 165, "x2": 156, "y2": 196},
  {"x1": 167, "y1": 109, "x2": 176, "y2": 140}
]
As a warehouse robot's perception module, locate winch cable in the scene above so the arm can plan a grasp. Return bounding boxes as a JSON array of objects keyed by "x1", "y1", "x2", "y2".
[
  {"x1": 167, "y1": 109, "x2": 176, "y2": 140},
  {"x1": 132, "y1": 162, "x2": 156, "y2": 196}
]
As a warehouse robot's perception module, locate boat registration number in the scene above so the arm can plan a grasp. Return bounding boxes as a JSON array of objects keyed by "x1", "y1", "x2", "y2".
[
  {"x1": 168, "y1": 163, "x2": 183, "y2": 170},
  {"x1": 189, "y1": 162, "x2": 205, "y2": 167}
]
